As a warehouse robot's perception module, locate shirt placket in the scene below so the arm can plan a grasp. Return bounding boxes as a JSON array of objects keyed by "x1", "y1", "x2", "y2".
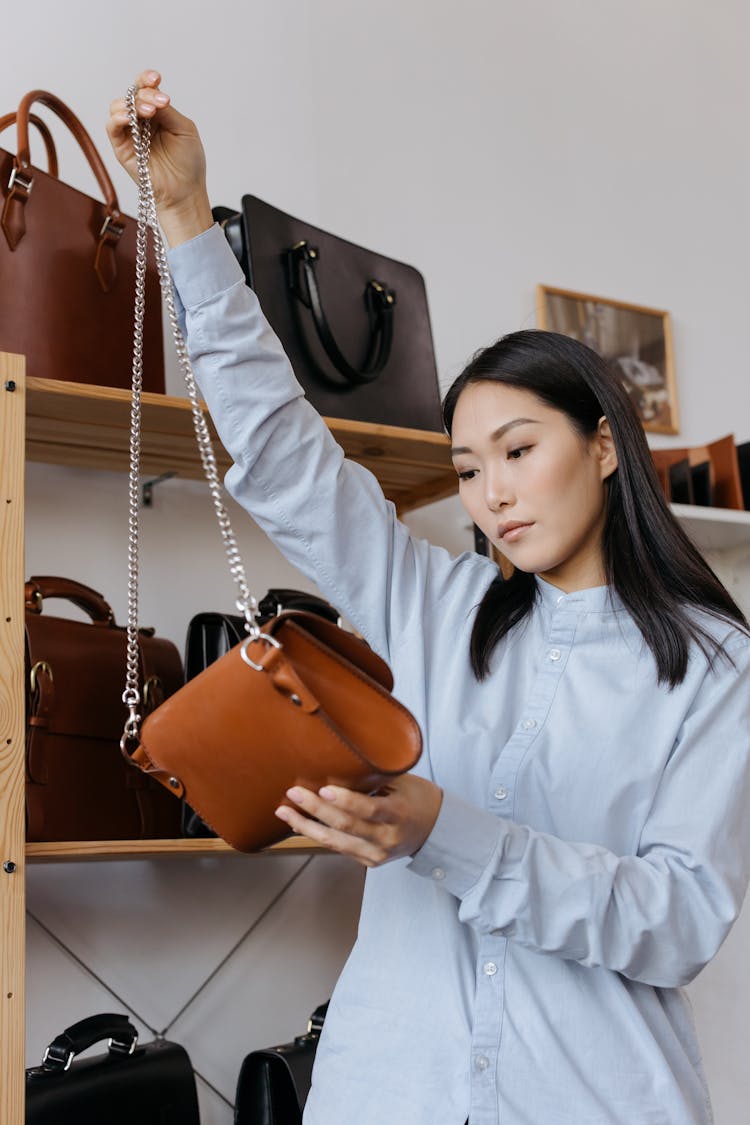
[{"x1": 468, "y1": 604, "x2": 580, "y2": 1125}]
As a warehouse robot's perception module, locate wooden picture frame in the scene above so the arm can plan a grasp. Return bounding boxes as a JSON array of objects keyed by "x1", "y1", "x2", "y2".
[{"x1": 536, "y1": 284, "x2": 679, "y2": 434}]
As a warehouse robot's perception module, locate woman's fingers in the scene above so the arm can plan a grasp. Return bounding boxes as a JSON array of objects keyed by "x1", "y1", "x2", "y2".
[{"x1": 275, "y1": 798, "x2": 388, "y2": 867}]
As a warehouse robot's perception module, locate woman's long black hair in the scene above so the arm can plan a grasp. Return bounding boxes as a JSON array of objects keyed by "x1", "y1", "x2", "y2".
[{"x1": 442, "y1": 329, "x2": 747, "y2": 686}]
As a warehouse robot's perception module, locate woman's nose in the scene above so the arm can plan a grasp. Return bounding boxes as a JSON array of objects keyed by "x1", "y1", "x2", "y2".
[{"x1": 484, "y1": 468, "x2": 512, "y2": 512}]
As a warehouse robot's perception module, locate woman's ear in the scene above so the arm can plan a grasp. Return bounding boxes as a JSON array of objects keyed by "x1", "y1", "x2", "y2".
[{"x1": 596, "y1": 417, "x2": 618, "y2": 480}]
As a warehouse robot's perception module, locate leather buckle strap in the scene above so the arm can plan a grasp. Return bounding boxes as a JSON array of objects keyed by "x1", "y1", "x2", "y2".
[
  {"x1": 1, "y1": 163, "x2": 34, "y2": 251},
  {"x1": 95, "y1": 211, "x2": 125, "y2": 293}
]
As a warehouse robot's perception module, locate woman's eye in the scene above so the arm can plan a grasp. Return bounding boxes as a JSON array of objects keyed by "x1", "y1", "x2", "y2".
[
  {"x1": 456, "y1": 469, "x2": 477, "y2": 481},
  {"x1": 507, "y1": 446, "x2": 531, "y2": 460}
]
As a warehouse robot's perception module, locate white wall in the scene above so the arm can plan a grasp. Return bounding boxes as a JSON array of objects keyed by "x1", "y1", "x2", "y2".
[{"x1": 4, "y1": 2, "x2": 750, "y2": 1121}]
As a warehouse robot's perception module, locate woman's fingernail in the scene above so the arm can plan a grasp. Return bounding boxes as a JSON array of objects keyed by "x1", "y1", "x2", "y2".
[
  {"x1": 154, "y1": 92, "x2": 169, "y2": 105},
  {"x1": 286, "y1": 787, "x2": 304, "y2": 802},
  {"x1": 319, "y1": 787, "x2": 336, "y2": 800},
  {"x1": 147, "y1": 71, "x2": 160, "y2": 82},
  {"x1": 275, "y1": 806, "x2": 290, "y2": 820}
]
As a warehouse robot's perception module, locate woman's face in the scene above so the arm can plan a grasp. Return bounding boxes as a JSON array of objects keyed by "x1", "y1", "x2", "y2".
[{"x1": 450, "y1": 381, "x2": 617, "y2": 592}]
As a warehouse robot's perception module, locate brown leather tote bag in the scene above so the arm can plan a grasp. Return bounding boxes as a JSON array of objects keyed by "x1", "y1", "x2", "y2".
[
  {"x1": 118, "y1": 87, "x2": 422, "y2": 853},
  {"x1": 0, "y1": 89, "x2": 164, "y2": 391}
]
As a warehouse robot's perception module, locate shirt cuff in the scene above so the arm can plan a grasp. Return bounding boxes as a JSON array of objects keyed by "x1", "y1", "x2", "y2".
[
  {"x1": 408, "y1": 791, "x2": 504, "y2": 898},
  {"x1": 167, "y1": 222, "x2": 246, "y2": 310}
]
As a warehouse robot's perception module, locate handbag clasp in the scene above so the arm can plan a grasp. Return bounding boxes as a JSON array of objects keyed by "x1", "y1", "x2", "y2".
[{"x1": 240, "y1": 632, "x2": 282, "y2": 672}]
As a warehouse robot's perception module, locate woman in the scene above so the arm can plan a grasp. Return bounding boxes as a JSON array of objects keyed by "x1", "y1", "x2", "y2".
[{"x1": 108, "y1": 73, "x2": 750, "y2": 1125}]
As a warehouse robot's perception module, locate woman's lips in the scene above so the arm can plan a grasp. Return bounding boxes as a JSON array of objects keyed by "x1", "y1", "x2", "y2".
[{"x1": 499, "y1": 521, "x2": 533, "y2": 542}]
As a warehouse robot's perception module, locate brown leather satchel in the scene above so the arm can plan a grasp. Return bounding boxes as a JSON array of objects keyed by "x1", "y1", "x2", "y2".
[
  {"x1": 119, "y1": 88, "x2": 422, "y2": 853},
  {"x1": 25, "y1": 576, "x2": 184, "y2": 842},
  {"x1": 0, "y1": 90, "x2": 164, "y2": 391}
]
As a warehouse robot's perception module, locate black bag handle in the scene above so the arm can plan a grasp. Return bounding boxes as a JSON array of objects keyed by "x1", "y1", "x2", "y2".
[
  {"x1": 38, "y1": 1014, "x2": 138, "y2": 1072},
  {"x1": 258, "y1": 588, "x2": 340, "y2": 624},
  {"x1": 285, "y1": 240, "x2": 396, "y2": 386}
]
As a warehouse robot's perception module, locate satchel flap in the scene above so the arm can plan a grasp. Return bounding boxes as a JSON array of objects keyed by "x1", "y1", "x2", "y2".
[
  {"x1": 266, "y1": 611, "x2": 392, "y2": 691},
  {"x1": 270, "y1": 614, "x2": 422, "y2": 775},
  {"x1": 26, "y1": 613, "x2": 128, "y2": 740}
]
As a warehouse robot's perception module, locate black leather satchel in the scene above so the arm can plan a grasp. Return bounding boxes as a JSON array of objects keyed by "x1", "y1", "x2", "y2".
[
  {"x1": 181, "y1": 589, "x2": 342, "y2": 838},
  {"x1": 234, "y1": 1002, "x2": 328, "y2": 1125},
  {"x1": 212, "y1": 196, "x2": 443, "y2": 431},
  {"x1": 25, "y1": 1013, "x2": 200, "y2": 1125}
]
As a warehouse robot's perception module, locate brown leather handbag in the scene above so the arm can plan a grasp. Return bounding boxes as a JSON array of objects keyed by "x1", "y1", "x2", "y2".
[
  {"x1": 0, "y1": 89, "x2": 164, "y2": 391},
  {"x1": 25, "y1": 576, "x2": 184, "y2": 842},
  {"x1": 119, "y1": 88, "x2": 422, "y2": 853}
]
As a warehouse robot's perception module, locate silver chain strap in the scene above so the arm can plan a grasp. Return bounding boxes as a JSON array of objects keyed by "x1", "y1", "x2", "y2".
[{"x1": 121, "y1": 84, "x2": 260, "y2": 746}]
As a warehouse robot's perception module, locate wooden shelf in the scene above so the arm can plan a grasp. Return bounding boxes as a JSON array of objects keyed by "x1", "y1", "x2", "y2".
[
  {"x1": 25, "y1": 835, "x2": 326, "y2": 862},
  {"x1": 25, "y1": 376, "x2": 456, "y2": 514},
  {"x1": 670, "y1": 503, "x2": 750, "y2": 551}
]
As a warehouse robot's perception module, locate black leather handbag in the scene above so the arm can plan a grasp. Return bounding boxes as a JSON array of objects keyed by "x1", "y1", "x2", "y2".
[
  {"x1": 212, "y1": 196, "x2": 443, "y2": 431},
  {"x1": 181, "y1": 589, "x2": 342, "y2": 838},
  {"x1": 25, "y1": 1013, "x2": 200, "y2": 1125},
  {"x1": 234, "y1": 1002, "x2": 328, "y2": 1125}
]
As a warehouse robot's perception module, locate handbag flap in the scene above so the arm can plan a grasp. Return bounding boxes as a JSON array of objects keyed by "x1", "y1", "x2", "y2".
[{"x1": 25, "y1": 613, "x2": 129, "y2": 740}]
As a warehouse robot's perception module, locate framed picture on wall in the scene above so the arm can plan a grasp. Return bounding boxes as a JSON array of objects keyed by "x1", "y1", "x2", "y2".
[{"x1": 536, "y1": 284, "x2": 679, "y2": 434}]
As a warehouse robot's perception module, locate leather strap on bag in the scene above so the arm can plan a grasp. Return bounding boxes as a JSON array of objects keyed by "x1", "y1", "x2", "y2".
[
  {"x1": 37, "y1": 1014, "x2": 138, "y2": 1072},
  {"x1": 0, "y1": 111, "x2": 58, "y2": 176},
  {"x1": 1, "y1": 89, "x2": 125, "y2": 292},
  {"x1": 24, "y1": 575, "x2": 115, "y2": 624},
  {"x1": 286, "y1": 240, "x2": 395, "y2": 385}
]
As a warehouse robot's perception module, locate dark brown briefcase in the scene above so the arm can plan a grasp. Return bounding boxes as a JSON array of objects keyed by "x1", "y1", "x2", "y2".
[
  {"x1": 212, "y1": 195, "x2": 443, "y2": 431},
  {"x1": 25, "y1": 576, "x2": 183, "y2": 842}
]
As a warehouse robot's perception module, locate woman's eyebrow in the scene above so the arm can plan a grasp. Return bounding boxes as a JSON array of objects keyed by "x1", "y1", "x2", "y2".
[{"x1": 451, "y1": 417, "x2": 539, "y2": 457}]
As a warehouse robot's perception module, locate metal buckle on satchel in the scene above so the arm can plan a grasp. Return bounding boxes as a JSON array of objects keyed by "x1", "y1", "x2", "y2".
[
  {"x1": 29, "y1": 659, "x2": 53, "y2": 696},
  {"x1": 240, "y1": 632, "x2": 282, "y2": 673},
  {"x1": 108, "y1": 1031, "x2": 139, "y2": 1057},
  {"x1": 41, "y1": 1043, "x2": 74, "y2": 1072}
]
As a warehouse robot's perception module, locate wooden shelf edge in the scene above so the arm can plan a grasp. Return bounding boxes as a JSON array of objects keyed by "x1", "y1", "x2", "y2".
[
  {"x1": 21, "y1": 371, "x2": 456, "y2": 513},
  {"x1": 25, "y1": 836, "x2": 326, "y2": 862}
]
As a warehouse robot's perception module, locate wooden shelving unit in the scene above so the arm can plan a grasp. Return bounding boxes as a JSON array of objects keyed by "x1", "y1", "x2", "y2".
[{"x1": 0, "y1": 354, "x2": 456, "y2": 1125}]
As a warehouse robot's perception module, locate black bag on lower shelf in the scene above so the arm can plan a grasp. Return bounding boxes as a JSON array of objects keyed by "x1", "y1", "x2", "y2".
[
  {"x1": 234, "y1": 1002, "x2": 328, "y2": 1125},
  {"x1": 25, "y1": 1013, "x2": 200, "y2": 1125},
  {"x1": 181, "y1": 589, "x2": 342, "y2": 838}
]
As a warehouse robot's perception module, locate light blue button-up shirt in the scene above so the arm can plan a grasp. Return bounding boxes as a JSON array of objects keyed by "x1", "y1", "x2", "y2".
[{"x1": 169, "y1": 225, "x2": 750, "y2": 1125}]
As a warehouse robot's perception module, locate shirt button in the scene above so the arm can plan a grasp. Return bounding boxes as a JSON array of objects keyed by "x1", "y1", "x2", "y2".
[
  {"x1": 556, "y1": 595, "x2": 565, "y2": 606},
  {"x1": 483, "y1": 961, "x2": 498, "y2": 976},
  {"x1": 475, "y1": 1054, "x2": 490, "y2": 1071},
  {"x1": 431, "y1": 867, "x2": 446, "y2": 881},
  {"x1": 493, "y1": 786, "x2": 508, "y2": 801},
  {"x1": 548, "y1": 648, "x2": 562, "y2": 661},
  {"x1": 520, "y1": 718, "x2": 537, "y2": 731}
]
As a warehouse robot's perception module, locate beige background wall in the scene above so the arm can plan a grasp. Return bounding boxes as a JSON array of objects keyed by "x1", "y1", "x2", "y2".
[{"x1": 3, "y1": 1, "x2": 749, "y2": 1120}]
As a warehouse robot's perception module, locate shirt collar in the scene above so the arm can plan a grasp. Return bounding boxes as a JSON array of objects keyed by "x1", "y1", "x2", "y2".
[{"x1": 534, "y1": 576, "x2": 625, "y2": 615}]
